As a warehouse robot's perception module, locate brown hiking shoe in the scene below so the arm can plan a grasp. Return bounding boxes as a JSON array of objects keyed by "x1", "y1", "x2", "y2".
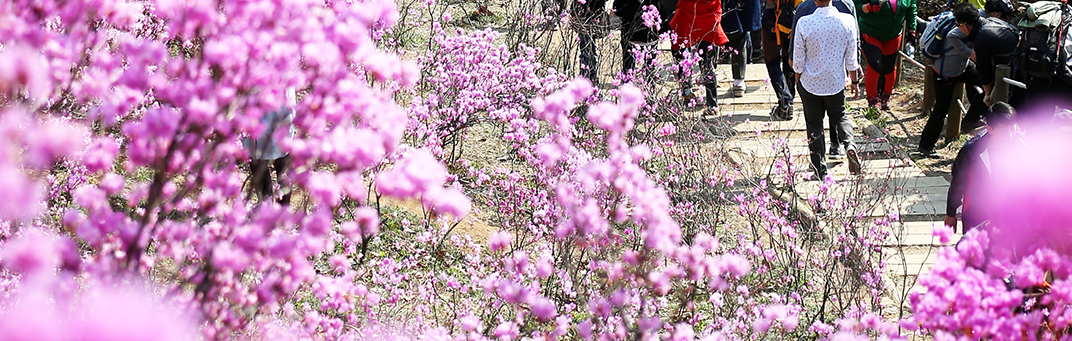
[{"x1": 847, "y1": 148, "x2": 861, "y2": 175}]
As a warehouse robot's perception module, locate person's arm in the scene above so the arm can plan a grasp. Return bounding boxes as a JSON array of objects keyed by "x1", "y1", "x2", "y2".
[
  {"x1": 975, "y1": 35, "x2": 997, "y2": 95},
  {"x1": 945, "y1": 138, "x2": 976, "y2": 232},
  {"x1": 852, "y1": 0, "x2": 868, "y2": 16},
  {"x1": 906, "y1": 0, "x2": 917, "y2": 31},
  {"x1": 792, "y1": 21, "x2": 807, "y2": 74},
  {"x1": 947, "y1": 29, "x2": 972, "y2": 58},
  {"x1": 845, "y1": 21, "x2": 861, "y2": 74},
  {"x1": 846, "y1": 19, "x2": 861, "y2": 95}
]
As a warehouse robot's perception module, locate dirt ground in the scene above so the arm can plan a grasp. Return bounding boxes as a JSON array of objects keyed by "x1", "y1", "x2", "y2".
[{"x1": 859, "y1": 60, "x2": 971, "y2": 180}]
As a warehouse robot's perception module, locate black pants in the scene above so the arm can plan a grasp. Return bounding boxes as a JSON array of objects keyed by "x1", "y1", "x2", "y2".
[
  {"x1": 1021, "y1": 76, "x2": 1072, "y2": 117},
  {"x1": 620, "y1": 20, "x2": 657, "y2": 74},
  {"x1": 579, "y1": 29, "x2": 598, "y2": 82},
  {"x1": 725, "y1": 31, "x2": 751, "y2": 80},
  {"x1": 672, "y1": 41, "x2": 719, "y2": 107},
  {"x1": 761, "y1": 17, "x2": 795, "y2": 110},
  {"x1": 920, "y1": 64, "x2": 983, "y2": 151},
  {"x1": 799, "y1": 86, "x2": 855, "y2": 177},
  {"x1": 250, "y1": 155, "x2": 291, "y2": 205},
  {"x1": 751, "y1": 29, "x2": 763, "y2": 61}
]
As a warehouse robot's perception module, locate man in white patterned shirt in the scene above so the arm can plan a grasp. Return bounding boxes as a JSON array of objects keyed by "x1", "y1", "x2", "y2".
[{"x1": 792, "y1": 0, "x2": 862, "y2": 180}]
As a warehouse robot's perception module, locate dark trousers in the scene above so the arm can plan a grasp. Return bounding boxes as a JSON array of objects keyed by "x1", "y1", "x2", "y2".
[
  {"x1": 761, "y1": 15, "x2": 795, "y2": 110},
  {"x1": 579, "y1": 30, "x2": 599, "y2": 82},
  {"x1": 621, "y1": 37, "x2": 636, "y2": 74},
  {"x1": 799, "y1": 86, "x2": 854, "y2": 177},
  {"x1": 920, "y1": 64, "x2": 983, "y2": 151},
  {"x1": 673, "y1": 40, "x2": 719, "y2": 107},
  {"x1": 620, "y1": 20, "x2": 655, "y2": 75},
  {"x1": 751, "y1": 29, "x2": 763, "y2": 61},
  {"x1": 725, "y1": 31, "x2": 751, "y2": 80},
  {"x1": 250, "y1": 155, "x2": 291, "y2": 205},
  {"x1": 1021, "y1": 76, "x2": 1072, "y2": 117}
]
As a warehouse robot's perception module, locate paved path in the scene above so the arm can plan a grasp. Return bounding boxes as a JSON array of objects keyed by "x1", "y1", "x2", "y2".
[
  {"x1": 576, "y1": 31, "x2": 951, "y2": 320},
  {"x1": 700, "y1": 66, "x2": 957, "y2": 318}
]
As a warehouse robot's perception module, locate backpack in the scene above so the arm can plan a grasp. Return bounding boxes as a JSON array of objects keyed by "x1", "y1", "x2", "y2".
[
  {"x1": 920, "y1": 11, "x2": 959, "y2": 60},
  {"x1": 1015, "y1": 2, "x2": 1072, "y2": 81}
]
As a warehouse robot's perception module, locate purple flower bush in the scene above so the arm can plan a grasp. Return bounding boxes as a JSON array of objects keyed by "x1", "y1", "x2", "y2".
[
  {"x1": 3, "y1": 0, "x2": 1063, "y2": 339},
  {"x1": 904, "y1": 124, "x2": 1072, "y2": 340}
]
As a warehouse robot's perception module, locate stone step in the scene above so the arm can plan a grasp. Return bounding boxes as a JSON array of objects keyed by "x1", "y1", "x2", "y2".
[
  {"x1": 880, "y1": 221, "x2": 963, "y2": 246},
  {"x1": 789, "y1": 176, "x2": 949, "y2": 218},
  {"x1": 730, "y1": 138, "x2": 892, "y2": 159},
  {"x1": 886, "y1": 251, "x2": 943, "y2": 277}
]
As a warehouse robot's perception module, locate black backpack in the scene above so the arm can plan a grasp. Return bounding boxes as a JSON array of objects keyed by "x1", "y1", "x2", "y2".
[{"x1": 1015, "y1": 2, "x2": 1072, "y2": 81}]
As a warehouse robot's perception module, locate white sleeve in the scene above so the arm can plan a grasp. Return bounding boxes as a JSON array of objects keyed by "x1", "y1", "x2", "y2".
[{"x1": 792, "y1": 22, "x2": 806, "y2": 74}]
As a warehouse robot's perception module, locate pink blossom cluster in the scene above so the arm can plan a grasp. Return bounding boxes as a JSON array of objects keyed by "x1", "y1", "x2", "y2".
[
  {"x1": 0, "y1": 0, "x2": 1000, "y2": 339},
  {"x1": 0, "y1": 0, "x2": 443, "y2": 339},
  {"x1": 904, "y1": 123, "x2": 1072, "y2": 339}
]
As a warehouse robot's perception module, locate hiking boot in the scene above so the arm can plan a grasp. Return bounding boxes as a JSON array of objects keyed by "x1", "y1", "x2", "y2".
[
  {"x1": 732, "y1": 82, "x2": 746, "y2": 97},
  {"x1": 916, "y1": 147, "x2": 935, "y2": 157},
  {"x1": 847, "y1": 147, "x2": 862, "y2": 175},
  {"x1": 770, "y1": 105, "x2": 793, "y2": 121},
  {"x1": 961, "y1": 119, "x2": 985, "y2": 131},
  {"x1": 829, "y1": 144, "x2": 846, "y2": 160},
  {"x1": 804, "y1": 171, "x2": 828, "y2": 182},
  {"x1": 705, "y1": 105, "x2": 720, "y2": 117}
]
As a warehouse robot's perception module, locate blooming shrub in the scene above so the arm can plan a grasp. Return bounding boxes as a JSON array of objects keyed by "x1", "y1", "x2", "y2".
[
  {"x1": 904, "y1": 123, "x2": 1072, "y2": 340},
  {"x1": 5, "y1": 0, "x2": 1048, "y2": 340}
]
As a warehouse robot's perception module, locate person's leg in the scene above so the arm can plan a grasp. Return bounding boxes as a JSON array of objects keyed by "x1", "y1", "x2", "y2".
[
  {"x1": 698, "y1": 41, "x2": 720, "y2": 108},
  {"x1": 953, "y1": 63, "x2": 987, "y2": 125},
  {"x1": 726, "y1": 32, "x2": 748, "y2": 81},
  {"x1": 877, "y1": 35, "x2": 903, "y2": 105},
  {"x1": 672, "y1": 46, "x2": 694, "y2": 101},
  {"x1": 272, "y1": 155, "x2": 291, "y2": 205},
  {"x1": 751, "y1": 29, "x2": 764, "y2": 62},
  {"x1": 579, "y1": 30, "x2": 599, "y2": 82},
  {"x1": 780, "y1": 30, "x2": 796, "y2": 99},
  {"x1": 799, "y1": 85, "x2": 829, "y2": 177},
  {"x1": 763, "y1": 24, "x2": 792, "y2": 113},
  {"x1": 920, "y1": 76, "x2": 957, "y2": 152},
  {"x1": 250, "y1": 159, "x2": 272, "y2": 202},
  {"x1": 828, "y1": 114, "x2": 841, "y2": 154},
  {"x1": 621, "y1": 31, "x2": 636, "y2": 75},
  {"x1": 860, "y1": 34, "x2": 884, "y2": 105},
  {"x1": 826, "y1": 90, "x2": 860, "y2": 174}
]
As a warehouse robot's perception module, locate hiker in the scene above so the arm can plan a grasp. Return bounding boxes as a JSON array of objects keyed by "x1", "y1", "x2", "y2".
[
  {"x1": 1015, "y1": 1, "x2": 1072, "y2": 111},
  {"x1": 945, "y1": 102, "x2": 1018, "y2": 232},
  {"x1": 573, "y1": 0, "x2": 609, "y2": 82},
  {"x1": 954, "y1": 2, "x2": 1019, "y2": 129},
  {"x1": 613, "y1": 0, "x2": 661, "y2": 75},
  {"x1": 792, "y1": 0, "x2": 862, "y2": 180},
  {"x1": 722, "y1": 0, "x2": 762, "y2": 97},
  {"x1": 245, "y1": 87, "x2": 297, "y2": 206},
  {"x1": 793, "y1": 0, "x2": 858, "y2": 160},
  {"x1": 761, "y1": 0, "x2": 798, "y2": 120},
  {"x1": 670, "y1": 0, "x2": 730, "y2": 115},
  {"x1": 918, "y1": 3, "x2": 986, "y2": 155},
  {"x1": 854, "y1": 0, "x2": 918, "y2": 110}
]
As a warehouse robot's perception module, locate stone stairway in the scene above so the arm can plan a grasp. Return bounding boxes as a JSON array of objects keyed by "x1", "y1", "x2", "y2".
[{"x1": 705, "y1": 66, "x2": 958, "y2": 319}]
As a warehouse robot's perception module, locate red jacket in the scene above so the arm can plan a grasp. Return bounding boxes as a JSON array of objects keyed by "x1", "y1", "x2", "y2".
[{"x1": 670, "y1": 0, "x2": 729, "y2": 48}]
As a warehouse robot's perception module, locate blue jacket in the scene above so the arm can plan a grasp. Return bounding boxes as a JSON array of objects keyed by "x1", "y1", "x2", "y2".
[{"x1": 722, "y1": 0, "x2": 762, "y2": 34}]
